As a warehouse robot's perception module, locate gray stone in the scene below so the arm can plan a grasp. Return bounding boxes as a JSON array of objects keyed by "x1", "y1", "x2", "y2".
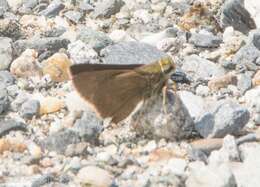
[
  {"x1": 0, "y1": 0, "x2": 9, "y2": 15},
  {"x1": 178, "y1": 91, "x2": 206, "y2": 120},
  {"x1": 0, "y1": 19, "x2": 21, "y2": 40},
  {"x1": 100, "y1": 42, "x2": 168, "y2": 65},
  {"x1": 10, "y1": 92, "x2": 30, "y2": 112},
  {"x1": 39, "y1": 0, "x2": 65, "y2": 17},
  {"x1": 77, "y1": 27, "x2": 113, "y2": 53},
  {"x1": 59, "y1": 174, "x2": 71, "y2": 184},
  {"x1": 141, "y1": 27, "x2": 179, "y2": 46},
  {"x1": 220, "y1": 60, "x2": 236, "y2": 70},
  {"x1": 187, "y1": 148, "x2": 208, "y2": 163},
  {"x1": 93, "y1": 0, "x2": 125, "y2": 18},
  {"x1": 196, "y1": 85, "x2": 210, "y2": 97},
  {"x1": 237, "y1": 73, "x2": 252, "y2": 93},
  {"x1": 0, "y1": 119, "x2": 27, "y2": 137},
  {"x1": 73, "y1": 111, "x2": 103, "y2": 144},
  {"x1": 253, "y1": 31, "x2": 260, "y2": 50},
  {"x1": 131, "y1": 90, "x2": 195, "y2": 141},
  {"x1": 0, "y1": 0, "x2": 9, "y2": 12},
  {"x1": 64, "y1": 10, "x2": 83, "y2": 23},
  {"x1": 186, "y1": 161, "x2": 237, "y2": 187},
  {"x1": 33, "y1": 2, "x2": 48, "y2": 14},
  {"x1": 0, "y1": 70, "x2": 15, "y2": 86},
  {"x1": 6, "y1": 84, "x2": 19, "y2": 98},
  {"x1": 20, "y1": 99, "x2": 40, "y2": 119},
  {"x1": 254, "y1": 113, "x2": 260, "y2": 124},
  {"x1": 0, "y1": 82, "x2": 5, "y2": 90},
  {"x1": 0, "y1": 7, "x2": 4, "y2": 17},
  {"x1": 0, "y1": 0, "x2": 9, "y2": 11},
  {"x1": 256, "y1": 56, "x2": 260, "y2": 66},
  {"x1": 65, "y1": 142, "x2": 88, "y2": 156},
  {"x1": 18, "y1": 0, "x2": 39, "y2": 14},
  {"x1": 22, "y1": 0, "x2": 38, "y2": 9},
  {"x1": 13, "y1": 37, "x2": 70, "y2": 56},
  {"x1": 195, "y1": 99, "x2": 250, "y2": 138},
  {"x1": 0, "y1": 37, "x2": 12, "y2": 70},
  {"x1": 68, "y1": 40, "x2": 99, "y2": 64},
  {"x1": 220, "y1": 0, "x2": 256, "y2": 34},
  {"x1": 31, "y1": 173, "x2": 55, "y2": 187},
  {"x1": 68, "y1": 157, "x2": 81, "y2": 171},
  {"x1": 43, "y1": 27, "x2": 66, "y2": 37},
  {"x1": 189, "y1": 32, "x2": 222, "y2": 48},
  {"x1": 79, "y1": 1, "x2": 94, "y2": 12},
  {"x1": 42, "y1": 129, "x2": 81, "y2": 153},
  {"x1": 232, "y1": 30, "x2": 260, "y2": 67},
  {"x1": 182, "y1": 55, "x2": 225, "y2": 81},
  {"x1": 194, "y1": 113, "x2": 215, "y2": 137},
  {"x1": 0, "y1": 88, "x2": 9, "y2": 114}
]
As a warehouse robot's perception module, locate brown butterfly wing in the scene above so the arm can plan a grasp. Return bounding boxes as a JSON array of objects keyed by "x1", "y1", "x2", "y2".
[
  {"x1": 70, "y1": 63, "x2": 143, "y2": 75},
  {"x1": 70, "y1": 66, "x2": 149, "y2": 123}
]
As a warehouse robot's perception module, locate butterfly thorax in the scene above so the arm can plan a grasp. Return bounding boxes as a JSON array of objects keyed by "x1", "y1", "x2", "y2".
[{"x1": 137, "y1": 57, "x2": 175, "y2": 99}]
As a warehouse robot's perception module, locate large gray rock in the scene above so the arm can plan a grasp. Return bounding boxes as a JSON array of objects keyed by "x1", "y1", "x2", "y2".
[
  {"x1": 77, "y1": 28, "x2": 113, "y2": 53},
  {"x1": 100, "y1": 42, "x2": 168, "y2": 65},
  {"x1": 0, "y1": 37, "x2": 12, "y2": 70},
  {"x1": 220, "y1": 0, "x2": 256, "y2": 34},
  {"x1": 93, "y1": 0, "x2": 125, "y2": 18},
  {"x1": 182, "y1": 55, "x2": 225, "y2": 81},
  {"x1": 131, "y1": 90, "x2": 195, "y2": 141},
  {"x1": 178, "y1": 91, "x2": 206, "y2": 120},
  {"x1": 195, "y1": 99, "x2": 250, "y2": 138},
  {"x1": 13, "y1": 37, "x2": 70, "y2": 56},
  {"x1": 186, "y1": 161, "x2": 237, "y2": 187},
  {"x1": 189, "y1": 32, "x2": 222, "y2": 48}
]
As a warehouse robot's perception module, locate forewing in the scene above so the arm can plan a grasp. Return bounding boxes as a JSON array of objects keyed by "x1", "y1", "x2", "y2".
[{"x1": 70, "y1": 68, "x2": 148, "y2": 123}]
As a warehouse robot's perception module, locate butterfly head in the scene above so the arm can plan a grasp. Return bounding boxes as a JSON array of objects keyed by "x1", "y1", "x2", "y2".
[{"x1": 158, "y1": 56, "x2": 176, "y2": 75}]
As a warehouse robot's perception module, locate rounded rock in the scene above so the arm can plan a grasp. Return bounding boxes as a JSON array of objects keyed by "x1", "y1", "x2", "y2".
[{"x1": 20, "y1": 99, "x2": 40, "y2": 119}]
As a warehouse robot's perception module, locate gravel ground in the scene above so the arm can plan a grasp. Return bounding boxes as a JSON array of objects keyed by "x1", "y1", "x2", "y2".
[{"x1": 0, "y1": 0, "x2": 260, "y2": 186}]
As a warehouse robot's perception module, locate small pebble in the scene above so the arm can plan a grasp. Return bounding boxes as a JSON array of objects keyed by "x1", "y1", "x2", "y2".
[
  {"x1": 40, "y1": 97, "x2": 65, "y2": 115},
  {"x1": 42, "y1": 53, "x2": 72, "y2": 82}
]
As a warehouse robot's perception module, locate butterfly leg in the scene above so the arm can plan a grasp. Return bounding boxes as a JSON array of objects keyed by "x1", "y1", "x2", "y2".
[{"x1": 162, "y1": 85, "x2": 168, "y2": 113}]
